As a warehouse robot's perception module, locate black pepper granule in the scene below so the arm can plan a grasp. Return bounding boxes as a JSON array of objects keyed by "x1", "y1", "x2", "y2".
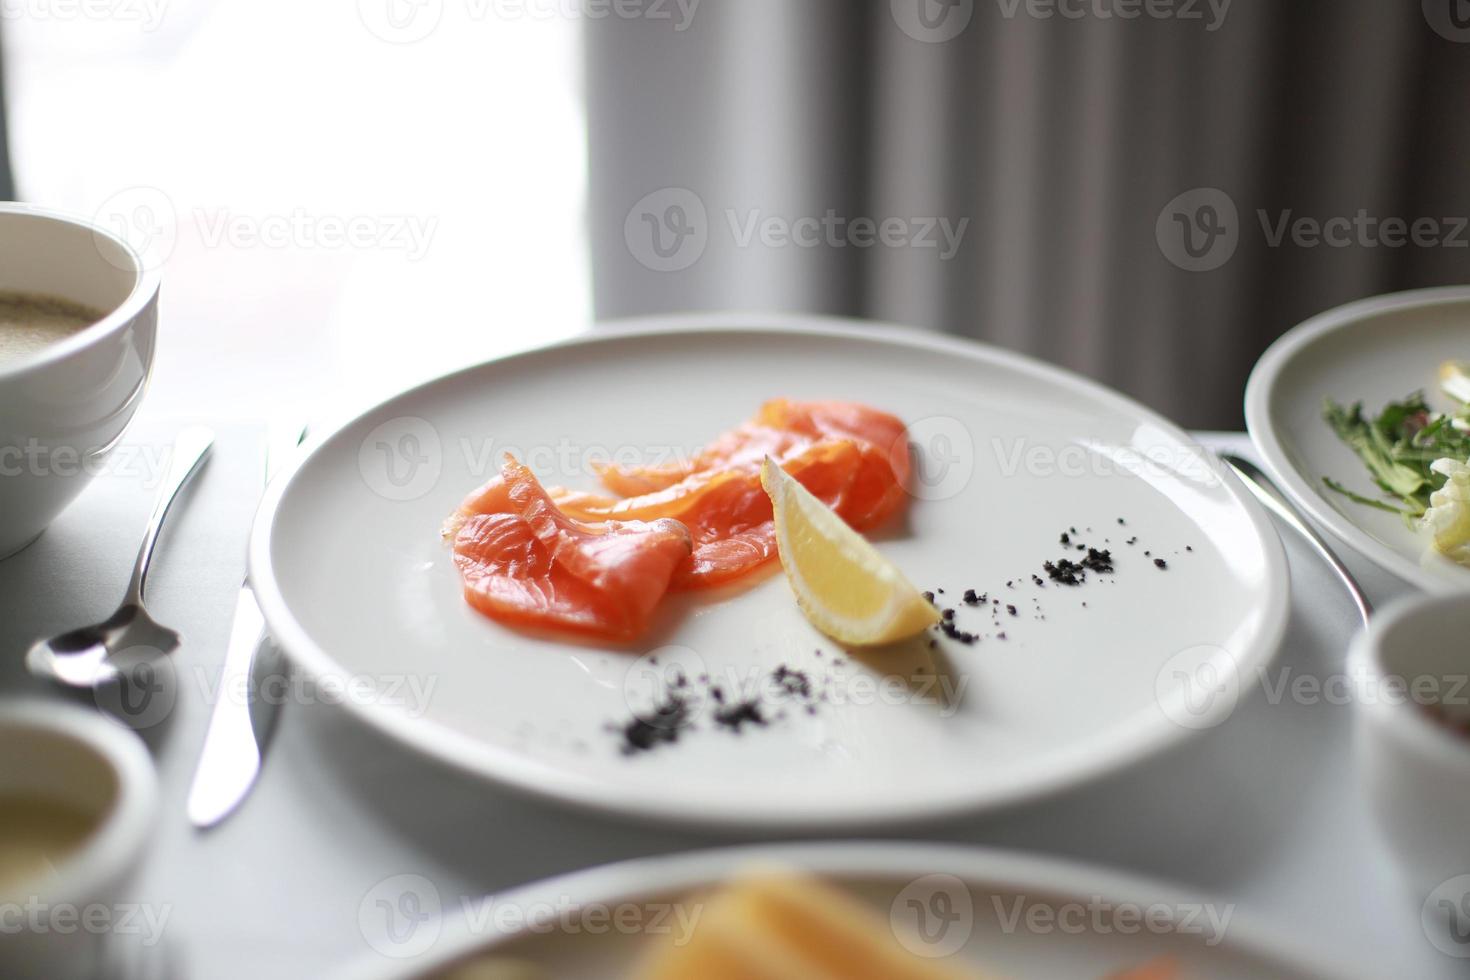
[
  {"x1": 714, "y1": 699, "x2": 767, "y2": 733},
  {"x1": 939, "y1": 621, "x2": 979, "y2": 645},
  {"x1": 620, "y1": 695, "x2": 691, "y2": 755},
  {"x1": 1006, "y1": 604, "x2": 1018, "y2": 616},
  {"x1": 1154, "y1": 558, "x2": 1168, "y2": 569}
]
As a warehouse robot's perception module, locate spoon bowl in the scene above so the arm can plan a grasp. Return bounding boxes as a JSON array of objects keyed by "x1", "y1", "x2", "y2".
[{"x1": 26, "y1": 425, "x2": 213, "y2": 689}]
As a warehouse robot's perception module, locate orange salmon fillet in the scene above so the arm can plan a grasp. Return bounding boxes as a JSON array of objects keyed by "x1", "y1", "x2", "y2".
[{"x1": 451, "y1": 456, "x2": 691, "y2": 640}]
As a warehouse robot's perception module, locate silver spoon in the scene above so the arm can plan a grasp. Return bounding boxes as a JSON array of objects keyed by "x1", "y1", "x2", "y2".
[
  {"x1": 27, "y1": 425, "x2": 215, "y2": 688},
  {"x1": 1219, "y1": 452, "x2": 1372, "y2": 626}
]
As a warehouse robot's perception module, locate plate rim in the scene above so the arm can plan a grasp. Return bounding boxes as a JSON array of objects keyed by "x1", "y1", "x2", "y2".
[
  {"x1": 250, "y1": 313, "x2": 1291, "y2": 831},
  {"x1": 1244, "y1": 285, "x2": 1470, "y2": 594},
  {"x1": 335, "y1": 841, "x2": 1363, "y2": 980}
]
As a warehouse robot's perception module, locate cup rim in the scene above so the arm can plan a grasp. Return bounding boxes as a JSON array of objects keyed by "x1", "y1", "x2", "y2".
[
  {"x1": 0, "y1": 700, "x2": 158, "y2": 910},
  {"x1": 1348, "y1": 592, "x2": 1470, "y2": 771},
  {"x1": 0, "y1": 202, "x2": 161, "y2": 382}
]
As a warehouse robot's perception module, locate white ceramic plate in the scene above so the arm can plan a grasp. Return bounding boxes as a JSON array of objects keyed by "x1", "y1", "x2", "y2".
[
  {"x1": 251, "y1": 315, "x2": 1288, "y2": 830},
  {"x1": 339, "y1": 843, "x2": 1358, "y2": 980},
  {"x1": 1246, "y1": 287, "x2": 1470, "y2": 593}
]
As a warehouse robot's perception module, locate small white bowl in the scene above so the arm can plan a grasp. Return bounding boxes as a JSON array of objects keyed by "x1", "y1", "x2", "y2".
[
  {"x1": 0, "y1": 203, "x2": 160, "y2": 559},
  {"x1": 1350, "y1": 594, "x2": 1470, "y2": 900},
  {"x1": 0, "y1": 700, "x2": 158, "y2": 978}
]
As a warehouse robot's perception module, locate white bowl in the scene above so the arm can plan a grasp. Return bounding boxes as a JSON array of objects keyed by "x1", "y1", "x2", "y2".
[
  {"x1": 0, "y1": 203, "x2": 160, "y2": 559},
  {"x1": 1349, "y1": 594, "x2": 1470, "y2": 907},
  {"x1": 0, "y1": 700, "x2": 158, "y2": 978}
]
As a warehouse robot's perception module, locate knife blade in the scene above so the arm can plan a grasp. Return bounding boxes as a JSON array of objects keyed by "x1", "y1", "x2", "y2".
[{"x1": 186, "y1": 421, "x2": 306, "y2": 829}]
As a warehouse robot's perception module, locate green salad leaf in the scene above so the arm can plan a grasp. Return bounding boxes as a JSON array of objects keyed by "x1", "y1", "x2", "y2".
[{"x1": 1322, "y1": 393, "x2": 1470, "y2": 523}]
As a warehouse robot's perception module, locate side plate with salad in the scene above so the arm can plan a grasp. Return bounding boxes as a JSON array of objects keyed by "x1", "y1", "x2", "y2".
[{"x1": 1246, "y1": 286, "x2": 1470, "y2": 593}]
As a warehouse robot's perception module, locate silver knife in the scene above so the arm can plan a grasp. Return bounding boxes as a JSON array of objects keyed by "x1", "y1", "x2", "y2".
[{"x1": 186, "y1": 422, "x2": 306, "y2": 829}]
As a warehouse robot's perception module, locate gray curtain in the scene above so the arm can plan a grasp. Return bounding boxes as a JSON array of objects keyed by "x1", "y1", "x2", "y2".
[
  {"x1": 0, "y1": 30, "x2": 11, "y2": 201},
  {"x1": 587, "y1": 0, "x2": 1470, "y2": 429}
]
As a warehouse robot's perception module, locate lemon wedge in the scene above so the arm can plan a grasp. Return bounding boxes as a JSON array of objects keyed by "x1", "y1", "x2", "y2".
[{"x1": 761, "y1": 457, "x2": 939, "y2": 645}]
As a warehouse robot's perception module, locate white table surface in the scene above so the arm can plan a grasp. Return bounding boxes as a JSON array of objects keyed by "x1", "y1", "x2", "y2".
[{"x1": 0, "y1": 419, "x2": 1456, "y2": 979}]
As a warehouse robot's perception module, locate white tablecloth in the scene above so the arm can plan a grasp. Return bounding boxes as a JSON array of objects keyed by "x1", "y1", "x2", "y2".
[{"x1": 0, "y1": 420, "x2": 1453, "y2": 978}]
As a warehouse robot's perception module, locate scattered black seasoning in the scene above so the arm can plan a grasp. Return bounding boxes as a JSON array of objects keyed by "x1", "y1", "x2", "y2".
[
  {"x1": 936, "y1": 588, "x2": 946, "y2": 594},
  {"x1": 1043, "y1": 558, "x2": 1086, "y2": 586},
  {"x1": 922, "y1": 591, "x2": 935, "y2": 603},
  {"x1": 714, "y1": 699, "x2": 767, "y2": 733},
  {"x1": 1117, "y1": 517, "x2": 1126, "y2": 525},
  {"x1": 1060, "y1": 532, "x2": 1071, "y2": 545},
  {"x1": 1126, "y1": 537, "x2": 1137, "y2": 546},
  {"x1": 619, "y1": 695, "x2": 691, "y2": 755},
  {"x1": 1186, "y1": 545, "x2": 1193, "y2": 552},
  {"x1": 1031, "y1": 574, "x2": 1045, "y2": 587},
  {"x1": 996, "y1": 631, "x2": 1007, "y2": 640},
  {"x1": 939, "y1": 621, "x2": 979, "y2": 644},
  {"x1": 941, "y1": 608, "x2": 956, "y2": 622},
  {"x1": 1154, "y1": 558, "x2": 1168, "y2": 569},
  {"x1": 1006, "y1": 604, "x2": 1018, "y2": 616},
  {"x1": 773, "y1": 665, "x2": 812, "y2": 699},
  {"x1": 1082, "y1": 548, "x2": 1114, "y2": 573},
  {"x1": 963, "y1": 589, "x2": 984, "y2": 605}
]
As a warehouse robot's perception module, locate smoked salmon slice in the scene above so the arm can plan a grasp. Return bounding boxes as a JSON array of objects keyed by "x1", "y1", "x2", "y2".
[
  {"x1": 450, "y1": 456, "x2": 692, "y2": 640},
  {"x1": 555, "y1": 436, "x2": 898, "y2": 589},
  {"x1": 594, "y1": 399, "x2": 911, "y2": 498},
  {"x1": 447, "y1": 401, "x2": 913, "y2": 637}
]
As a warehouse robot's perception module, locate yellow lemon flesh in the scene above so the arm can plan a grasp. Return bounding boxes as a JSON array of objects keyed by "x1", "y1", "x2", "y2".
[{"x1": 760, "y1": 457, "x2": 939, "y2": 646}]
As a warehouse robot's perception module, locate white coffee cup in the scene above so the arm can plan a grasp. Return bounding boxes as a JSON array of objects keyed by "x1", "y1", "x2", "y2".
[
  {"x1": 0, "y1": 700, "x2": 159, "y2": 978},
  {"x1": 1350, "y1": 594, "x2": 1470, "y2": 905},
  {"x1": 0, "y1": 203, "x2": 160, "y2": 558}
]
